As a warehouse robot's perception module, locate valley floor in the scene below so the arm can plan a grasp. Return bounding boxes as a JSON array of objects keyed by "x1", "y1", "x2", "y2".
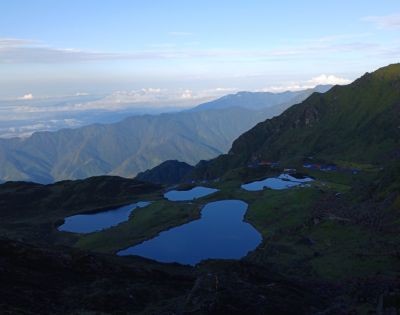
[{"x1": 0, "y1": 163, "x2": 399, "y2": 314}]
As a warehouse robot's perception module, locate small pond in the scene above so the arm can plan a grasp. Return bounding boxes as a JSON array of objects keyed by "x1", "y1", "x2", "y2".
[
  {"x1": 58, "y1": 201, "x2": 150, "y2": 233},
  {"x1": 241, "y1": 173, "x2": 313, "y2": 191},
  {"x1": 118, "y1": 200, "x2": 262, "y2": 265},
  {"x1": 164, "y1": 186, "x2": 218, "y2": 201}
]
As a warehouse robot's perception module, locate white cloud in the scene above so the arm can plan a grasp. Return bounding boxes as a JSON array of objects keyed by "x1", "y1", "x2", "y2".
[
  {"x1": 0, "y1": 118, "x2": 83, "y2": 138},
  {"x1": 19, "y1": 93, "x2": 33, "y2": 100},
  {"x1": 180, "y1": 89, "x2": 193, "y2": 99},
  {"x1": 214, "y1": 87, "x2": 238, "y2": 92},
  {"x1": 308, "y1": 74, "x2": 351, "y2": 85},
  {"x1": 363, "y1": 14, "x2": 400, "y2": 30},
  {"x1": 262, "y1": 74, "x2": 351, "y2": 92},
  {"x1": 75, "y1": 92, "x2": 89, "y2": 96}
]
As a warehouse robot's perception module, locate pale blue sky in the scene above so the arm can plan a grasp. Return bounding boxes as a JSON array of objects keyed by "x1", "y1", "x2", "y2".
[{"x1": 1, "y1": 0, "x2": 400, "y2": 99}]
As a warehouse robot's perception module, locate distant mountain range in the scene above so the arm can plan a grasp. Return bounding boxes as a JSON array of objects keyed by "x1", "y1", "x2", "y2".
[
  {"x1": 192, "y1": 85, "x2": 331, "y2": 111},
  {"x1": 0, "y1": 86, "x2": 331, "y2": 183}
]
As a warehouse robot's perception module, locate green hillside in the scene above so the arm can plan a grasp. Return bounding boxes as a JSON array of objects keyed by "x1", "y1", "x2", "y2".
[{"x1": 195, "y1": 64, "x2": 400, "y2": 179}]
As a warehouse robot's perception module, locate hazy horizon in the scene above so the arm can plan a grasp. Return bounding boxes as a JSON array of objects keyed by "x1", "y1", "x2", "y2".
[
  {"x1": 0, "y1": 84, "x2": 332, "y2": 138},
  {"x1": 1, "y1": 1, "x2": 400, "y2": 137}
]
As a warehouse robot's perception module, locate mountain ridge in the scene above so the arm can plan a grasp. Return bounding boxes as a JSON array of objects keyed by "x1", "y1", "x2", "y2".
[
  {"x1": 135, "y1": 160, "x2": 194, "y2": 185},
  {"x1": 191, "y1": 85, "x2": 332, "y2": 111},
  {"x1": 0, "y1": 87, "x2": 332, "y2": 183}
]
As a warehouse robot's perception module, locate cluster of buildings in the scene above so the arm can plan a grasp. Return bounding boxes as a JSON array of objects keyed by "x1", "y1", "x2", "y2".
[{"x1": 247, "y1": 156, "x2": 360, "y2": 175}]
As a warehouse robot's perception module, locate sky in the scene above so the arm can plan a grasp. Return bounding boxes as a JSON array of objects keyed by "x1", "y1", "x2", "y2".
[{"x1": 1, "y1": 0, "x2": 400, "y2": 101}]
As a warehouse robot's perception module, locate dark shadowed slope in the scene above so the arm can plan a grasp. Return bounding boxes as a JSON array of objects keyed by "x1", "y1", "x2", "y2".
[
  {"x1": 0, "y1": 237, "x2": 322, "y2": 315},
  {"x1": 135, "y1": 160, "x2": 194, "y2": 185}
]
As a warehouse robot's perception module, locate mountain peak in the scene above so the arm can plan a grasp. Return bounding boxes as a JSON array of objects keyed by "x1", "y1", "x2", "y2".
[
  {"x1": 358, "y1": 63, "x2": 400, "y2": 83},
  {"x1": 135, "y1": 160, "x2": 194, "y2": 185},
  {"x1": 372, "y1": 63, "x2": 400, "y2": 80}
]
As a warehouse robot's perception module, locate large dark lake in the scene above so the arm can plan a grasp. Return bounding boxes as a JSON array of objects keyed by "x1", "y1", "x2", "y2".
[{"x1": 118, "y1": 200, "x2": 262, "y2": 265}]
